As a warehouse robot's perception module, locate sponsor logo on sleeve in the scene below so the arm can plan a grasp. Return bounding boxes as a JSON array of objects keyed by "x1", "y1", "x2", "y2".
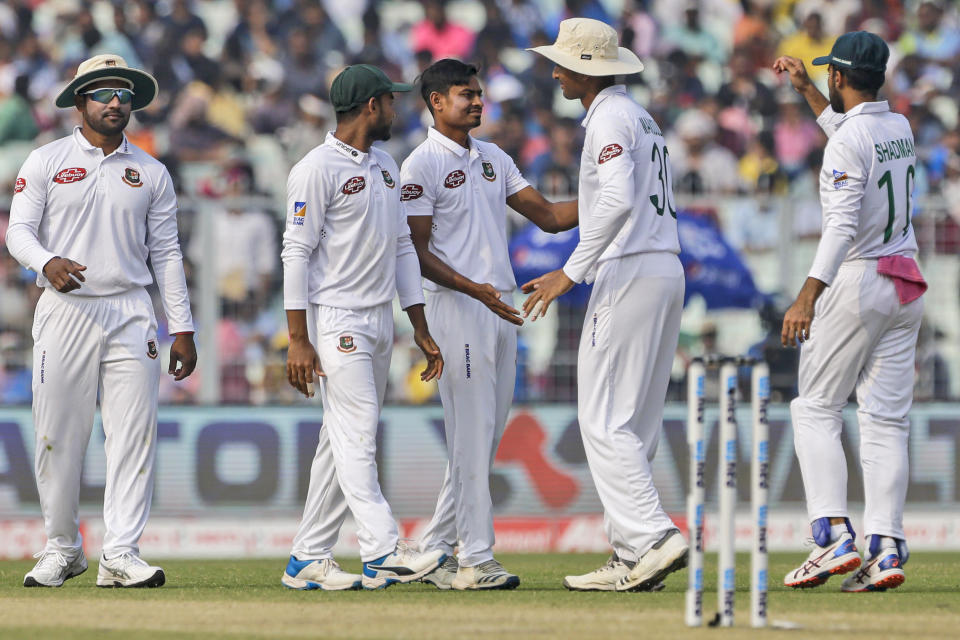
[
  {"x1": 481, "y1": 161, "x2": 497, "y2": 182},
  {"x1": 598, "y1": 143, "x2": 624, "y2": 164},
  {"x1": 337, "y1": 335, "x2": 357, "y2": 353},
  {"x1": 293, "y1": 201, "x2": 307, "y2": 225},
  {"x1": 832, "y1": 169, "x2": 848, "y2": 189},
  {"x1": 122, "y1": 167, "x2": 143, "y2": 187},
  {"x1": 147, "y1": 340, "x2": 159, "y2": 359},
  {"x1": 14, "y1": 177, "x2": 26, "y2": 193},
  {"x1": 341, "y1": 176, "x2": 366, "y2": 195},
  {"x1": 381, "y1": 169, "x2": 396, "y2": 188},
  {"x1": 444, "y1": 169, "x2": 466, "y2": 189},
  {"x1": 52, "y1": 167, "x2": 88, "y2": 184},
  {"x1": 400, "y1": 183, "x2": 424, "y2": 201}
]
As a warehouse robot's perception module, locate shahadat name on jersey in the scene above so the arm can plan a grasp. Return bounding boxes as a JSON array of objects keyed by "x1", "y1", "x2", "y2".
[{"x1": 875, "y1": 137, "x2": 915, "y2": 163}]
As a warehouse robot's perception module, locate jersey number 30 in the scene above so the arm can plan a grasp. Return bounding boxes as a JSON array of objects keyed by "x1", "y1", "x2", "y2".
[
  {"x1": 650, "y1": 143, "x2": 677, "y2": 219},
  {"x1": 877, "y1": 164, "x2": 915, "y2": 243}
]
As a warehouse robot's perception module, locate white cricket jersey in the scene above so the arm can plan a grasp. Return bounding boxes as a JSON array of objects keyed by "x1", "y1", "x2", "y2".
[
  {"x1": 809, "y1": 102, "x2": 919, "y2": 286},
  {"x1": 563, "y1": 85, "x2": 680, "y2": 284},
  {"x1": 281, "y1": 132, "x2": 424, "y2": 310},
  {"x1": 6, "y1": 127, "x2": 194, "y2": 333},
  {"x1": 400, "y1": 127, "x2": 529, "y2": 292}
]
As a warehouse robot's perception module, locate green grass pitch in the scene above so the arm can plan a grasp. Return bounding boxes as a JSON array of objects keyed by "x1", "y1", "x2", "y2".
[{"x1": 2, "y1": 553, "x2": 958, "y2": 639}]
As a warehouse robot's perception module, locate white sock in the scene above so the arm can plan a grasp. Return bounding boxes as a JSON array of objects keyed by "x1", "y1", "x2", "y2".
[
  {"x1": 879, "y1": 536, "x2": 898, "y2": 552},
  {"x1": 830, "y1": 523, "x2": 847, "y2": 541}
]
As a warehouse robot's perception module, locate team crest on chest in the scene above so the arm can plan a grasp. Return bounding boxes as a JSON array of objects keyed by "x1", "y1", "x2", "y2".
[
  {"x1": 122, "y1": 167, "x2": 143, "y2": 187},
  {"x1": 146, "y1": 339, "x2": 159, "y2": 359},
  {"x1": 444, "y1": 169, "x2": 466, "y2": 189},
  {"x1": 481, "y1": 161, "x2": 496, "y2": 182},
  {"x1": 342, "y1": 176, "x2": 366, "y2": 195},
  {"x1": 381, "y1": 169, "x2": 396, "y2": 188},
  {"x1": 337, "y1": 335, "x2": 357, "y2": 353},
  {"x1": 53, "y1": 167, "x2": 87, "y2": 184}
]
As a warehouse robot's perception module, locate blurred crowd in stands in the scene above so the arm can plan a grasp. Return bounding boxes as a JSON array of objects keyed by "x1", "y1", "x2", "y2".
[{"x1": 1, "y1": 0, "x2": 959, "y2": 405}]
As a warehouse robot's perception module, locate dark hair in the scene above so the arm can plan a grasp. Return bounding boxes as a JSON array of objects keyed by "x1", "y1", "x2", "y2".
[
  {"x1": 837, "y1": 66, "x2": 885, "y2": 95},
  {"x1": 418, "y1": 58, "x2": 479, "y2": 113}
]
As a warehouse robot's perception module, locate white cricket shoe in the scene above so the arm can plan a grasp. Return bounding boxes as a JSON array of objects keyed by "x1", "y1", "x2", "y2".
[
  {"x1": 281, "y1": 556, "x2": 362, "y2": 590},
  {"x1": 841, "y1": 550, "x2": 905, "y2": 592},
  {"x1": 451, "y1": 559, "x2": 520, "y2": 591},
  {"x1": 361, "y1": 542, "x2": 445, "y2": 590},
  {"x1": 422, "y1": 555, "x2": 459, "y2": 590},
  {"x1": 563, "y1": 554, "x2": 631, "y2": 591},
  {"x1": 784, "y1": 532, "x2": 861, "y2": 589},
  {"x1": 23, "y1": 549, "x2": 87, "y2": 587},
  {"x1": 616, "y1": 529, "x2": 689, "y2": 592},
  {"x1": 97, "y1": 553, "x2": 165, "y2": 588}
]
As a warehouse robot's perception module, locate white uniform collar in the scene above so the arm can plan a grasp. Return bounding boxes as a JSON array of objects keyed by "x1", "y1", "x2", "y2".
[
  {"x1": 72, "y1": 126, "x2": 132, "y2": 155},
  {"x1": 326, "y1": 131, "x2": 368, "y2": 165},
  {"x1": 427, "y1": 127, "x2": 477, "y2": 158},
  {"x1": 582, "y1": 84, "x2": 627, "y2": 128},
  {"x1": 839, "y1": 100, "x2": 890, "y2": 120}
]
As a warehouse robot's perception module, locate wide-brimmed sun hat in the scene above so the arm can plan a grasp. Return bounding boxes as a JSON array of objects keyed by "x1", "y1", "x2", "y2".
[
  {"x1": 55, "y1": 54, "x2": 158, "y2": 111},
  {"x1": 527, "y1": 18, "x2": 643, "y2": 77}
]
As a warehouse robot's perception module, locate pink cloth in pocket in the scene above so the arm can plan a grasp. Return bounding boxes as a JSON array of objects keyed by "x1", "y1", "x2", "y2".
[{"x1": 877, "y1": 255, "x2": 927, "y2": 304}]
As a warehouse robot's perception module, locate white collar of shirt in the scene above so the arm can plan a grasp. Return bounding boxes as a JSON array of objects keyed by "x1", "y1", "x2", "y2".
[
  {"x1": 582, "y1": 84, "x2": 627, "y2": 129},
  {"x1": 838, "y1": 100, "x2": 890, "y2": 121},
  {"x1": 325, "y1": 131, "x2": 368, "y2": 165},
  {"x1": 72, "y1": 126, "x2": 132, "y2": 155},
  {"x1": 427, "y1": 127, "x2": 478, "y2": 158}
]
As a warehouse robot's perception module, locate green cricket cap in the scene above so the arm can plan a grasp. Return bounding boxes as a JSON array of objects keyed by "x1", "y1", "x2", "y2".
[
  {"x1": 329, "y1": 64, "x2": 412, "y2": 112},
  {"x1": 812, "y1": 31, "x2": 889, "y2": 73}
]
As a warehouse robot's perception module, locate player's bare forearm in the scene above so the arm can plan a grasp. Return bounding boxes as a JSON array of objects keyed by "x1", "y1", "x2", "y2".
[
  {"x1": 405, "y1": 303, "x2": 444, "y2": 381},
  {"x1": 285, "y1": 309, "x2": 323, "y2": 397},
  {"x1": 507, "y1": 186, "x2": 577, "y2": 233},
  {"x1": 781, "y1": 277, "x2": 827, "y2": 347},
  {"x1": 773, "y1": 56, "x2": 829, "y2": 116},
  {"x1": 408, "y1": 216, "x2": 522, "y2": 324}
]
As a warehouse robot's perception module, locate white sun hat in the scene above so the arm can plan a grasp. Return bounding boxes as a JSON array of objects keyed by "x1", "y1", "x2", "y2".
[{"x1": 527, "y1": 18, "x2": 643, "y2": 77}]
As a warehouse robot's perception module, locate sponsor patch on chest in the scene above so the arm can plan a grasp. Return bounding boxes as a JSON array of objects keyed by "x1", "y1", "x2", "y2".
[
  {"x1": 598, "y1": 143, "x2": 624, "y2": 164},
  {"x1": 444, "y1": 169, "x2": 466, "y2": 189},
  {"x1": 122, "y1": 167, "x2": 143, "y2": 187},
  {"x1": 53, "y1": 167, "x2": 87, "y2": 184},
  {"x1": 341, "y1": 176, "x2": 366, "y2": 195},
  {"x1": 401, "y1": 183, "x2": 424, "y2": 201}
]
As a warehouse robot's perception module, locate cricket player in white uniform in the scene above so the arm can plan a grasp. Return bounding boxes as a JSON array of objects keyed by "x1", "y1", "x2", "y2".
[
  {"x1": 775, "y1": 32, "x2": 925, "y2": 593},
  {"x1": 525, "y1": 19, "x2": 689, "y2": 592},
  {"x1": 7, "y1": 55, "x2": 197, "y2": 588},
  {"x1": 281, "y1": 64, "x2": 446, "y2": 591},
  {"x1": 401, "y1": 59, "x2": 578, "y2": 591}
]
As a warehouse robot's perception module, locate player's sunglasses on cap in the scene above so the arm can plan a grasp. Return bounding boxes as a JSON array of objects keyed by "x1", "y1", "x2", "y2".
[{"x1": 82, "y1": 88, "x2": 136, "y2": 105}]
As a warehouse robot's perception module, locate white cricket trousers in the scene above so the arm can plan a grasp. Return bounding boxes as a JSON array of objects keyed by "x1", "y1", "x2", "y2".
[
  {"x1": 578, "y1": 252, "x2": 683, "y2": 563},
  {"x1": 31, "y1": 287, "x2": 161, "y2": 557},
  {"x1": 290, "y1": 302, "x2": 399, "y2": 562},
  {"x1": 791, "y1": 260, "x2": 923, "y2": 540},
  {"x1": 418, "y1": 289, "x2": 517, "y2": 566}
]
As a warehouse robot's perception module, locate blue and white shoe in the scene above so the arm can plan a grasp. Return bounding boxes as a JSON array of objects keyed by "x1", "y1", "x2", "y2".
[
  {"x1": 784, "y1": 519, "x2": 861, "y2": 589},
  {"x1": 281, "y1": 556, "x2": 362, "y2": 591},
  {"x1": 362, "y1": 542, "x2": 445, "y2": 590},
  {"x1": 842, "y1": 536, "x2": 907, "y2": 592}
]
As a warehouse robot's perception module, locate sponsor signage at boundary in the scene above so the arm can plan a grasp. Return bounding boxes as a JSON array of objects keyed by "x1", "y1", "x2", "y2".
[{"x1": 1, "y1": 404, "x2": 959, "y2": 557}]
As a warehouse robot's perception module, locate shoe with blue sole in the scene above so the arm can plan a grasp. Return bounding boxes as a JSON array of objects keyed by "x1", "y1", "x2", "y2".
[
  {"x1": 362, "y1": 542, "x2": 446, "y2": 590},
  {"x1": 281, "y1": 556, "x2": 362, "y2": 591}
]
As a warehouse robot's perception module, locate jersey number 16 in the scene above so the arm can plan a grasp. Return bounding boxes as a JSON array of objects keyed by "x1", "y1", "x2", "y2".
[{"x1": 877, "y1": 164, "x2": 915, "y2": 243}]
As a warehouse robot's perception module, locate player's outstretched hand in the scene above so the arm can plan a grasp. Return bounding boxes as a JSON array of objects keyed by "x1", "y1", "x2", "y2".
[
  {"x1": 414, "y1": 329, "x2": 444, "y2": 382},
  {"x1": 287, "y1": 336, "x2": 324, "y2": 397},
  {"x1": 472, "y1": 282, "x2": 523, "y2": 325},
  {"x1": 773, "y1": 56, "x2": 813, "y2": 92},
  {"x1": 521, "y1": 269, "x2": 575, "y2": 321},
  {"x1": 169, "y1": 333, "x2": 198, "y2": 380},
  {"x1": 42, "y1": 256, "x2": 87, "y2": 292}
]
